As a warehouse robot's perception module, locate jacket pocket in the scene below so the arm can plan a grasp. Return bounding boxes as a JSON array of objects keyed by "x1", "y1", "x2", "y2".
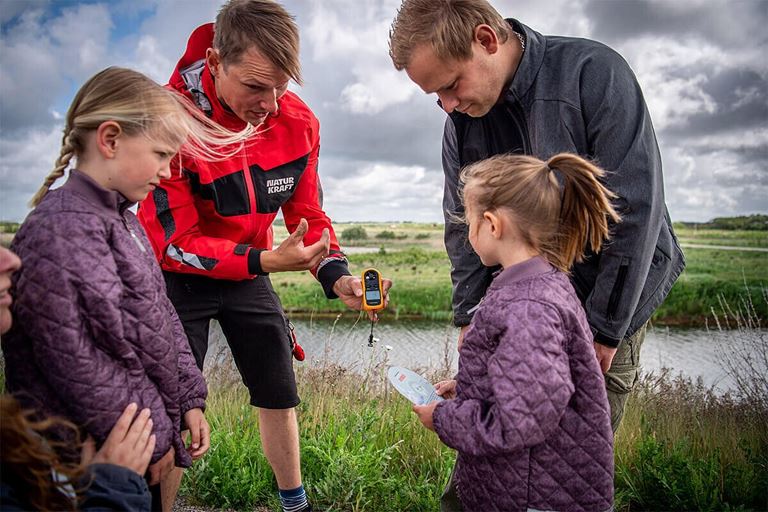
[{"x1": 607, "y1": 258, "x2": 629, "y2": 320}]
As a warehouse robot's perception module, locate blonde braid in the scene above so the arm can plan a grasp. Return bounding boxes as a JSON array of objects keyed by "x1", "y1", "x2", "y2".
[{"x1": 29, "y1": 131, "x2": 76, "y2": 207}]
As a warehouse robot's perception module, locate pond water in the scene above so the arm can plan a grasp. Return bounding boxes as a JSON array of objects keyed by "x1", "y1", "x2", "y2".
[{"x1": 206, "y1": 316, "x2": 763, "y2": 394}]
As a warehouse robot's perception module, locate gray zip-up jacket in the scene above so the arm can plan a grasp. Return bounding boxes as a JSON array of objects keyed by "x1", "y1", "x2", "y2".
[{"x1": 443, "y1": 19, "x2": 685, "y2": 346}]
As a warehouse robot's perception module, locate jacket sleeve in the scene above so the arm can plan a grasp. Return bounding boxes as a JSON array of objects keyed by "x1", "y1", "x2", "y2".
[
  {"x1": 12, "y1": 217, "x2": 175, "y2": 464},
  {"x1": 165, "y1": 295, "x2": 207, "y2": 415},
  {"x1": 78, "y1": 464, "x2": 151, "y2": 512},
  {"x1": 442, "y1": 117, "x2": 497, "y2": 327},
  {"x1": 137, "y1": 157, "x2": 256, "y2": 281},
  {"x1": 579, "y1": 47, "x2": 667, "y2": 346},
  {"x1": 280, "y1": 123, "x2": 350, "y2": 298},
  {"x1": 432, "y1": 301, "x2": 574, "y2": 456}
]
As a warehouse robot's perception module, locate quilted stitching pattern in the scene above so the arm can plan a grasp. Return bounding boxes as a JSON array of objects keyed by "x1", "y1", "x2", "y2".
[
  {"x1": 3, "y1": 187, "x2": 207, "y2": 468},
  {"x1": 433, "y1": 262, "x2": 613, "y2": 511}
]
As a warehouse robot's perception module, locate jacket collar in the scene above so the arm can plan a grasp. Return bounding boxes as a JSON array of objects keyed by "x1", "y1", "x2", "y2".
[
  {"x1": 505, "y1": 19, "x2": 547, "y2": 101},
  {"x1": 62, "y1": 169, "x2": 133, "y2": 217},
  {"x1": 490, "y1": 255, "x2": 554, "y2": 289}
]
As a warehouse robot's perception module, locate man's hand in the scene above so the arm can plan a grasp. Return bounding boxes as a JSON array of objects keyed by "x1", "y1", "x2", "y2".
[
  {"x1": 594, "y1": 342, "x2": 618, "y2": 374},
  {"x1": 147, "y1": 447, "x2": 175, "y2": 486},
  {"x1": 261, "y1": 218, "x2": 330, "y2": 272},
  {"x1": 434, "y1": 379, "x2": 457, "y2": 399},
  {"x1": 412, "y1": 401, "x2": 439, "y2": 431},
  {"x1": 82, "y1": 403, "x2": 156, "y2": 476},
  {"x1": 332, "y1": 275, "x2": 393, "y2": 320},
  {"x1": 183, "y1": 408, "x2": 210, "y2": 460}
]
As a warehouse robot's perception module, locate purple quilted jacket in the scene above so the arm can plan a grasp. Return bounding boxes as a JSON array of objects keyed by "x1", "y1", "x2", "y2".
[
  {"x1": 3, "y1": 170, "x2": 207, "y2": 467},
  {"x1": 433, "y1": 256, "x2": 613, "y2": 511}
]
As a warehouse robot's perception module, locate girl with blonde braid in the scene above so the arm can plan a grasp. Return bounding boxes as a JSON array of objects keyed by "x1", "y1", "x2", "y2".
[
  {"x1": 412, "y1": 153, "x2": 620, "y2": 512},
  {"x1": 2, "y1": 66, "x2": 252, "y2": 511}
]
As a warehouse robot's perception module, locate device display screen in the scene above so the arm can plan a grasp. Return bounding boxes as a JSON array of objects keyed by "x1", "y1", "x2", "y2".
[{"x1": 364, "y1": 271, "x2": 382, "y2": 305}]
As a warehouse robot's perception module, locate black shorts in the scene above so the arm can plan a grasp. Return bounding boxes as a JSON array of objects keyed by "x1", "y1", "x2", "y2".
[{"x1": 164, "y1": 272, "x2": 299, "y2": 409}]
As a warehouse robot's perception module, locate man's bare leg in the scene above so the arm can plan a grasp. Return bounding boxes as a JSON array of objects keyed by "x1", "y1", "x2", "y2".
[
  {"x1": 259, "y1": 407, "x2": 302, "y2": 489},
  {"x1": 159, "y1": 429, "x2": 188, "y2": 512},
  {"x1": 161, "y1": 467, "x2": 184, "y2": 512}
]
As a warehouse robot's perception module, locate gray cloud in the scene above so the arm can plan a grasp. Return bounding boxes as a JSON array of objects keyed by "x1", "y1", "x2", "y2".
[{"x1": 0, "y1": 0, "x2": 766, "y2": 223}]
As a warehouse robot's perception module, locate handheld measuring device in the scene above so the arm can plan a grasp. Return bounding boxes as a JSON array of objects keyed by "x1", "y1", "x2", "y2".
[
  {"x1": 361, "y1": 268, "x2": 384, "y2": 347},
  {"x1": 361, "y1": 268, "x2": 385, "y2": 311}
]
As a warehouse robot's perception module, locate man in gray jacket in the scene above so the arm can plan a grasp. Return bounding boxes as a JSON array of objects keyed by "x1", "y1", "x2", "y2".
[{"x1": 389, "y1": 0, "x2": 685, "y2": 434}]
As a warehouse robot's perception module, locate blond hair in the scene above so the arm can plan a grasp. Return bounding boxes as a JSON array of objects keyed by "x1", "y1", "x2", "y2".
[
  {"x1": 389, "y1": 0, "x2": 509, "y2": 70},
  {"x1": 460, "y1": 153, "x2": 621, "y2": 272},
  {"x1": 30, "y1": 67, "x2": 253, "y2": 207},
  {"x1": 214, "y1": 0, "x2": 302, "y2": 85}
]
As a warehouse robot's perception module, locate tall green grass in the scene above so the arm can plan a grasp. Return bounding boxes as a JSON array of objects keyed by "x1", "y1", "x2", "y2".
[{"x1": 181, "y1": 359, "x2": 767, "y2": 511}]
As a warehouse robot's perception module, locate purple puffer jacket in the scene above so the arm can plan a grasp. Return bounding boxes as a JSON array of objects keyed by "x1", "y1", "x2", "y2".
[
  {"x1": 3, "y1": 170, "x2": 207, "y2": 468},
  {"x1": 433, "y1": 256, "x2": 613, "y2": 511}
]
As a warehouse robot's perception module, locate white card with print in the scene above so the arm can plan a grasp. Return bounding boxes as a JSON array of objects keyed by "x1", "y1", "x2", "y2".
[{"x1": 387, "y1": 366, "x2": 444, "y2": 405}]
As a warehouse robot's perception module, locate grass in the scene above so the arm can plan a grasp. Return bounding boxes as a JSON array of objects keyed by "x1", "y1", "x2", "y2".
[
  {"x1": 182, "y1": 361, "x2": 456, "y2": 511},
  {"x1": 181, "y1": 359, "x2": 767, "y2": 511},
  {"x1": 270, "y1": 224, "x2": 768, "y2": 325}
]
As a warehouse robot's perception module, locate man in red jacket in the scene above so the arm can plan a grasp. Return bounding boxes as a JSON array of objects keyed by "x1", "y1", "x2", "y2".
[{"x1": 138, "y1": 1, "x2": 390, "y2": 510}]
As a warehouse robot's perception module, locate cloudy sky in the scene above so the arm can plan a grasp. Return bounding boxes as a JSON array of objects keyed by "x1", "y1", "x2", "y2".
[{"x1": 1, "y1": 0, "x2": 766, "y2": 223}]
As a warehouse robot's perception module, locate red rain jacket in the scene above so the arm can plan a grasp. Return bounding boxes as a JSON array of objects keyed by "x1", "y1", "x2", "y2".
[{"x1": 138, "y1": 24, "x2": 348, "y2": 296}]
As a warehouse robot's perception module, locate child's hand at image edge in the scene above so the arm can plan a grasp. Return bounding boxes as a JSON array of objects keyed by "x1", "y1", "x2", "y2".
[{"x1": 81, "y1": 402, "x2": 156, "y2": 476}]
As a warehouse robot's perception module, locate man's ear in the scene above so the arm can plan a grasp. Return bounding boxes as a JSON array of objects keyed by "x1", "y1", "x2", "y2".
[
  {"x1": 474, "y1": 24, "x2": 500, "y2": 54},
  {"x1": 483, "y1": 210, "x2": 503, "y2": 239},
  {"x1": 95, "y1": 121, "x2": 122, "y2": 159},
  {"x1": 206, "y1": 48, "x2": 221, "y2": 79}
]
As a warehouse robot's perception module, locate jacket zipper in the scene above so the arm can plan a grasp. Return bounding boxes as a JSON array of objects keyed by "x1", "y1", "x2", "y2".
[
  {"x1": 123, "y1": 216, "x2": 147, "y2": 254},
  {"x1": 240, "y1": 144, "x2": 259, "y2": 241},
  {"x1": 508, "y1": 94, "x2": 532, "y2": 154}
]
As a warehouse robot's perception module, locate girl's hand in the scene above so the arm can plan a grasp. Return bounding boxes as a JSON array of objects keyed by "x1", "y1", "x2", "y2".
[
  {"x1": 434, "y1": 379, "x2": 457, "y2": 399},
  {"x1": 412, "y1": 402, "x2": 439, "y2": 431},
  {"x1": 84, "y1": 403, "x2": 156, "y2": 476},
  {"x1": 183, "y1": 408, "x2": 210, "y2": 460}
]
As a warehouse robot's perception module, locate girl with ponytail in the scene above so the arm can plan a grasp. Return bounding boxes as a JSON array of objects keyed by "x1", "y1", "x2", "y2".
[
  {"x1": 4, "y1": 66, "x2": 252, "y2": 511},
  {"x1": 412, "y1": 153, "x2": 619, "y2": 512}
]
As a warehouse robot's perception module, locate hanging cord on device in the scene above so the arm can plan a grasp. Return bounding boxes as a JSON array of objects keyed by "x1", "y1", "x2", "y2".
[{"x1": 368, "y1": 317, "x2": 376, "y2": 347}]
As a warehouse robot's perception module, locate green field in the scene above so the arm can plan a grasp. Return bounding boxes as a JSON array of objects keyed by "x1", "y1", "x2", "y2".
[{"x1": 271, "y1": 223, "x2": 768, "y2": 325}]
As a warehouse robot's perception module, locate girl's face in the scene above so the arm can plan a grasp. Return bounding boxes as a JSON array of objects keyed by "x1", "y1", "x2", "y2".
[
  {"x1": 0, "y1": 246, "x2": 21, "y2": 335},
  {"x1": 109, "y1": 132, "x2": 179, "y2": 203}
]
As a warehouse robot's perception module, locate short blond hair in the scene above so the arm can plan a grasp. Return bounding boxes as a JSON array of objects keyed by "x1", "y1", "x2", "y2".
[
  {"x1": 389, "y1": 0, "x2": 509, "y2": 70},
  {"x1": 214, "y1": 0, "x2": 302, "y2": 85}
]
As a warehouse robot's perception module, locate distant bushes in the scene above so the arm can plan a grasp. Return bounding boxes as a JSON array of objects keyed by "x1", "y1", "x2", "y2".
[
  {"x1": 341, "y1": 226, "x2": 368, "y2": 240},
  {"x1": 674, "y1": 214, "x2": 768, "y2": 231}
]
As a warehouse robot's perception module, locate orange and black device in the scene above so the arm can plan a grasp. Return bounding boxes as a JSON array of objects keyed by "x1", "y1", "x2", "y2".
[{"x1": 361, "y1": 268, "x2": 384, "y2": 311}]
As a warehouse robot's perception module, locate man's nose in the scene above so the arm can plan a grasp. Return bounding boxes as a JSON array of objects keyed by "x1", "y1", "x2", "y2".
[
  {"x1": 437, "y1": 92, "x2": 459, "y2": 114},
  {"x1": 259, "y1": 89, "x2": 279, "y2": 113}
]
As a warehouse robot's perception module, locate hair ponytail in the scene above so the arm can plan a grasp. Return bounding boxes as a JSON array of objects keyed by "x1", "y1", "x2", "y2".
[
  {"x1": 460, "y1": 152, "x2": 620, "y2": 272},
  {"x1": 545, "y1": 154, "x2": 620, "y2": 270},
  {"x1": 29, "y1": 131, "x2": 76, "y2": 207}
]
